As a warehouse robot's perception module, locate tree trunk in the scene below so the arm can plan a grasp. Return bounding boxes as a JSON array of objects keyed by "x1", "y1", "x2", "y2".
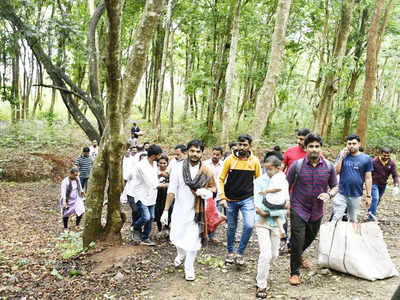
[
  {"x1": 31, "y1": 63, "x2": 43, "y2": 119},
  {"x1": 83, "y1": 0, "x2": 164, "y2": 247},
  {"x1": 250, "y1": 0, "x2": 292, "y2": 143},
  {"x1": 49, "y1": 88, "x2": 56, "y2": 114},
  {"x1": 389, "y1": 62, "x2": 399, "y2": 108},
  {"x1": 356, "y1": 0, "x2": 392, "y2": 145},
  {"x1": 182, "y1": 30, "x2": 193, "y2": 122},
  {"x1": 11, "y1": 43, "x2": 20, "y2": 123},
  {"x1": 206, "y1": 15, "x2": 232, "y2": 137},
  {"x1": 169, "y1": 29, "x2": 175, "y2": 128},
  {"x1": 154, "y1": 0, "x2": 173, "y2": 140},
  {"x1": 220, "y1": 0, "x2": 241, "y2": 149},
  {"x1": 88, "y1": 1, "x2": 105, "y2": 132},
  {"x1": 313, "y1": 0, "x2": 355, "y2": 138}
]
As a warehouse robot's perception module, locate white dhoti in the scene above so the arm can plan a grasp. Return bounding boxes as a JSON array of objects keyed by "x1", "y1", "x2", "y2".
[{"x1": 168, "y1": 162, "x2": 202, "y2": 279}]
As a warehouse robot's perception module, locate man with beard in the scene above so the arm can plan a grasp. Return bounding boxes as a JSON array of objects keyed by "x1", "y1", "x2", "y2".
[
  {"x1": 167, "y1": 144, "x2": 187, "y2": 173},
  {"x1": 332, "y1": 134, "x2": 373, "y2": 222},
  {"x1": 219, "y1": 134, "x2": 261, "y2": 266},
  {"x1": 132, "y1": 144, "x2": 163, "y2": 246},
  {"x1": 368, "y1": 147, "x2": 399, "y2": 221},
  {"x1": 287, "y1": 133, "x2": 338, "y2": 285},
  {"x1": 283, "y1": 128, "x2": 311, "y2": 173},
  {"x1": 161, "y1": 140, "x2": 216, "y2": 281},
  {"x1": 281, "y1": 129, "x2": 311, "y2": 253}
]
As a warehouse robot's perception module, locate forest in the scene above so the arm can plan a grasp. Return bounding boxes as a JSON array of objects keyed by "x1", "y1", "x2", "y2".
[
  {"x1": 1, "y1": 0, "x2": 399, "y2": 147},
  {"x1": 1, "y1": 0, "x2": 400, "y2": 299}
]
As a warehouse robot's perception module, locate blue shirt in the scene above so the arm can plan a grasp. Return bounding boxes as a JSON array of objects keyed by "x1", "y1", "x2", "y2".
[
  {"x1": 336, "y1": 153, "x2": 373, "y2": 197},
  {"x1": 254, "y1": 174, "x2": 286, "y2": 227}
]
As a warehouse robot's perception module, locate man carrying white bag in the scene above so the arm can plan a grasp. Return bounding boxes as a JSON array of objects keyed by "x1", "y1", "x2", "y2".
[
  {"x1": 320, "y1": 134, "x2": 399, "y2": 280},
  {"x1": 319, "y1": 220, "x2": 398, "y2": 281}
]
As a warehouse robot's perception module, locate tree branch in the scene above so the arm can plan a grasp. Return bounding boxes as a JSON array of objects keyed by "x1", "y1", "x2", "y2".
[{"x1": 33, "y1": 84, "x2": 86, "y2": 100}]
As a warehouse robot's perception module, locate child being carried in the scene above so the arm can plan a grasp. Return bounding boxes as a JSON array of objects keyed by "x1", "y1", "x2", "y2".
[{"x1": 259, "y1": 156, "x2": 289, "y2": 238}]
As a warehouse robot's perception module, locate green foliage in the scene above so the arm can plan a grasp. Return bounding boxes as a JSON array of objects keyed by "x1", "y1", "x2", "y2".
[
  {"x1": 0, "y1": 121, "x2": 86, "y2": 152},
  {"x1": 37, "y1": 111, "x2": 58, "y2": 126},
  {"x1": 50, "y1": 268, "x2": 63, "y2": 280},
  {"x1": 365, "y1": 105, "x2": 400, "y2": 151},
  {"x1": 198, "y1": 254, "x2": 225, "y2": 269},
  {"x1": 55, "y1": 230, "x2": 95, "y2": 259}
]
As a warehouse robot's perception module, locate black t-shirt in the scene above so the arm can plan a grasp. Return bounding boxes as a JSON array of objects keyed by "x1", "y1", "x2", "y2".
[{"x1": 131, "y1": 126, "x2": 140, "y2": 138}]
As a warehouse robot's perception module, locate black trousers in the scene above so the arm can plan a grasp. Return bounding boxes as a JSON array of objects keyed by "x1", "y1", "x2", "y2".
[
  {"x1": 63, "y1": 215, "x2": 83, "y2": 229},
  {"x1": 290, "y1": 209, "x2": 322, "y2": 276}
]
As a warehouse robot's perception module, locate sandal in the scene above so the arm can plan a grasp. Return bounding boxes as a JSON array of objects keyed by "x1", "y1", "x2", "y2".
[{"x1": 256, "y1": 287, "x2": 267, "y2": 298}]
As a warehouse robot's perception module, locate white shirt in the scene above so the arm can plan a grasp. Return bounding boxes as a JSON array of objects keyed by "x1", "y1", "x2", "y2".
[
  {"x1": 168, "y1": 162, "x2": 202, "y2": 251},
  {"x1": 89, "y1": 145, "x2": 98, "y2": 159},
  {"x1": 122, "y1": 155, "x2": 132, "y2": 181},
  {"x1": 266, "y1": 171, "x2": 289, "y2": 205},
  {"x1": 167, "y1": 157, "x2": 185, "y2": 174},
  {"x1": 203, "y1": 158, "x2": 223, "y2": 199},
  {"x1": 131, "y1": 158, "x2": 159, "y2": 206}
]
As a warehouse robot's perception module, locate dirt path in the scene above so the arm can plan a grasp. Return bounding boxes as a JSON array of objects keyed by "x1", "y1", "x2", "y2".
[
  {"x1": 141, "y1": 193, "x2": 400, "y2": 300},
  {"x1": 1, "y1": 180, "x2": 399, "y2": 299}
]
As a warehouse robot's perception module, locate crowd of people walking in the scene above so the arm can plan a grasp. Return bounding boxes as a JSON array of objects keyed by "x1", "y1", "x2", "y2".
[{"x1": 59, "y1": 122, "x2": 399, "y2": 298}]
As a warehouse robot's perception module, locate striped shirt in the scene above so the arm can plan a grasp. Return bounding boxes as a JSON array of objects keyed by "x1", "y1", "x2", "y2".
[
  {"x1": 287, "y1": 156, "x2": 337, "y2": 222},
  {"x1": 75, "y1": 155, "x2": 93, "y2": 179}
]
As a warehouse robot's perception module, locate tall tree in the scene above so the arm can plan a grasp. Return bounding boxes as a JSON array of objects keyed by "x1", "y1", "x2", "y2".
[
  {"x1": 250, "y1": 0, "x2": 292, "y2": 143},
  {"x1": 313, "y1": 0, "x2": 356, "y2": 138},
  {"x1": 220, "y1": 0, "x2": 241, "y2": 149},
  {"x1": 83, "y1": 0, "x2": 164, "y2": 247},
  {"x1": 153, "y1": 0, "x2": 173, "y2": 140},
  {"x1": 356, "y1": 0, "x2": 393, "y2": 144}
]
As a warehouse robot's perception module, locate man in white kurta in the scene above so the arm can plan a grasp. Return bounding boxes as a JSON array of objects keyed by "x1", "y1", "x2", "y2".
[
  {"x1": 131, "y1": 144, "x2": 162, "y2": 246},
  {"x1": 161, "y1": 140, "x2": 215, "y2": 281}
]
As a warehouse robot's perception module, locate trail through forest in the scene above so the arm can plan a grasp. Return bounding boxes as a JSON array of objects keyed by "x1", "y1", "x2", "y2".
[{"x1": 1, "y1": 177, "x2": 399, "y2": 299}]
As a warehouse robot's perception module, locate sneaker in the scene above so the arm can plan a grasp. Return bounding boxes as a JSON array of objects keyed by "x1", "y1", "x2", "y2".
[
  {"x1": 132, "y1": 230, "x2": 141, "y2": 242},
  {"x1": 185, "y1": 273, "x2": 195, "y2": 281},
  {"x1": 279, "y1": 243, "x2": 289, "y2": 255},
  {"x1": 225, "y1": 253, "x2": 235, "y2": 264},
  {"x1": 141, "y1": 239, "x2": 156, "y2": 246},
  {"x1": 235, "y1": 254, "x2": 245, "y2": 266}
]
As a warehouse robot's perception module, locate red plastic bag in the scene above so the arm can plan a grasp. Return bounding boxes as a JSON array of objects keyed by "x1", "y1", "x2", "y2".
[{"x1": 205, "y1": 197, "x2": 226, "y2": 234}]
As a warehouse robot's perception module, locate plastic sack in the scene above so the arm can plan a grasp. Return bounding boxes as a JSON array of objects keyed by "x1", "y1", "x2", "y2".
[
  {"x1": 205, "y1": 197, "x2": 226, "y2": 234},
  {"x1": 318, "y1": 221, "x2": 398, "y2": 281}
]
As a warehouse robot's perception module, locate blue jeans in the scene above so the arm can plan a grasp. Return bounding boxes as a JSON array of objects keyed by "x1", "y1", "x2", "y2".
[
  {"x1": 332, "y1": 193, "x2": 362, "y2": 222},
  {"x1": 368, "y1": 184, "x2": 386, "y2": 220},
  {"x1": 133, "y1": 201, "x2": 155, "y2": 240},
  {"x1": 226, "y1": 197, "x2": 255, "y2": 255},
  {"x1": 209, "y1": 200, "x2": 222, "y2": 239},
  {"x1": 80, "y1": 177, "x2": 89, "y2": 192}
]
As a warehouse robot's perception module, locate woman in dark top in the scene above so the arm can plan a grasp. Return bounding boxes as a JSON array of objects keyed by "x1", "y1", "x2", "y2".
[{"x1": 155, "y1": 154, "x2": 171, "y2": 237}]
